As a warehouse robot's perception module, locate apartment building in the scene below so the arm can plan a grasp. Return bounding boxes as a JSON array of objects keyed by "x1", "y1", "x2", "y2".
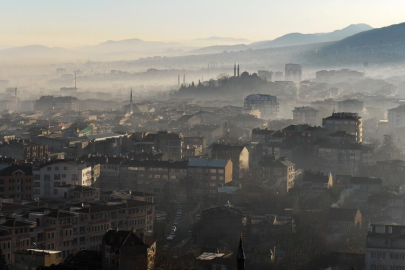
[
  {"x1": 0, "y1": 198, "x2": 155, "y2": 267},
  {"x1": 33, "y1": 160, "x2": 96, "y2": 198},
  {"x1": 388, "y1": 104, "x2": 405, "y2": 132},
  {"x1": 366, "y1": 224, "x2": 405, "y2": 270},
  {"x1": 285, "y1": 63, "x2": 302, "y2": 82},
  {"x1": 211, "y1": 144, "x2": 249, "y2": 179},
  {"x1": 322, "y1": 112, "x2": 363, "y2": 143},
  {"x1": 156, "y1": 131, "x2": 183, "y2": 160},
  {"x1": 84, "y1": 156, "x2": 125, "y2": 192},
  {"x1": 243, "y1": 94, "x2": 279, "y2": 119},
  {"x1": 119, "y1": 160, "x2": 188, "y2": 196},
  {"x1": 258, "y1": 155, "x2": 295, "y2": 194},
  {"x1": 293, "y1": 106, "x2": 320, "y2": 126},
  {"x1": 0, "y1": 140, "x2": 48, "y2": 161},
  {"x1": 0, "y1": 164, "x2": 33, "y2": 200},
  {"x1": 187, "y1": 158, "x2": 233, "y2": 201},
  {"x1": 316, "y1": 143, "x2": 373, "y2": 174}
]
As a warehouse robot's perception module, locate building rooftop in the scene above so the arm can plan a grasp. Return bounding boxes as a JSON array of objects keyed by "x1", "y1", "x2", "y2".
[
  {"x1": 328, "y1": 208, "x2": 359, "y2": 222},
  {"x1": 188, "y1": 158, "x2": 228, "y2": 168}
]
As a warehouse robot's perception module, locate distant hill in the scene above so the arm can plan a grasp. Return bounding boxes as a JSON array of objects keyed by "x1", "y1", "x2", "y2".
[
  {"x1": 193, "y1": 37, "x2": 251, "y2": 44},
  {"x1": 327, "y1": 22, "x2": 405, "y2": 49},
  {"x1": 190, "y1": 44, "x2": 249, "y2": 55},
  {"x1": 311, "y1": 22, "x2": 405, "y2": 64},
  {"x1": 250, "y1": 24, "x2": 373, "y2": 49},
  {"x1": 0, "y1": 45, "x2": 75, "y2": 64}
]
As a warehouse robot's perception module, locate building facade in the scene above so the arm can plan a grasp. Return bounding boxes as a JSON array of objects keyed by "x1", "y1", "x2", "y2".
[
  {"x1": 322, "y1": 112, "x2": 363, "y2": 143},
  {"x1": 244, "y1": 94, "x2": 279, "y2": 119}
]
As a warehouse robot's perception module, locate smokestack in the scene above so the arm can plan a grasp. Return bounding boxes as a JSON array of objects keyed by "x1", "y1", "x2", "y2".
[
  {"x1": 234, "y1": 64, "x2": 236, "y2": 77},
  {"x1": 183, "y1": 74, "x2": 185, "y2": 85},
  {"x1": 237, "y1": 64, "x2": 240, "y2": 77}
]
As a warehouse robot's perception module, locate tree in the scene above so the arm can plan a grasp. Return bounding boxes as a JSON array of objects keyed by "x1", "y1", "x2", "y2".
[{"x1": 275, "y1": 211, "x2": 329, "y2": 270}]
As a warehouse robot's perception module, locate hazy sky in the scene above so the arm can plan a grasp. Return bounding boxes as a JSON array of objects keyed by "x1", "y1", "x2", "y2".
[{"x1": 1, "y1": 0, "x2": 404, "y2": 48}]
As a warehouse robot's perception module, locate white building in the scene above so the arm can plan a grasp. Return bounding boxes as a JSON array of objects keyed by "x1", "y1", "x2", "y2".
[
  {"x1": 33, "y1": 160, "x2": 95, "y2": 198},
  {"x1": 366, "y1": 224, "x2": 405, "y2": 270},
  {"x1": 243, "y1": 94, "x2": 279, "y2": 119}
]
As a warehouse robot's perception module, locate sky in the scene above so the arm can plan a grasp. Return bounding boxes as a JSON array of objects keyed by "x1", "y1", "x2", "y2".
[{"x1": 1, "y1": 0, "x2": 404, "y2": 48}]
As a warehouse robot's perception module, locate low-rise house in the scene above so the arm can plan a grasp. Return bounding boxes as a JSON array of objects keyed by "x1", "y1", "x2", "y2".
[
  {"x1": 300, "y1": 170, "x2": 333, "y2": 200},
  {"x1": 200, "y1": 206, "x2": 246, "y2": 244},
  {"x1": 102, "y1": 230, "x2": 156, "y2": 270},
  {"x1": 14, "y1": 249, "x2": 62, "y2": 269},
  {"x1": 327, "y1": 208, "x2": 362, "y2": 241}
]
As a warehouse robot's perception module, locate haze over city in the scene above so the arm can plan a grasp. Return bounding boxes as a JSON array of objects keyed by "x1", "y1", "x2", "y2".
[{"x1": 1, "y1": 1, "x2": 405, "y2": 270}]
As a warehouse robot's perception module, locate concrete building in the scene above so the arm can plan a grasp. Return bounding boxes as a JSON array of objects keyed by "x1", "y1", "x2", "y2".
[
  {"x1": 187, "y1": 158, "x2": 233, "y2": 201},
  {"x1": 0, "y1": 164, "x2": 33, "y2": 200},
  {"x1": 211, "y1": 144, "x2": 249, "y2": 179},
  {"x1": 292, "y1": 106, "x2": 320, "y2": 126},
  {"x1": 338, "y1": 99, "x2": 364, "y2": 114},
  {"x1": 388, "y1": 104, "x2": 405, "y2": 132},
  {"x1": 328, "y1": 208, "x2": 362, "y2": 241},
  {"x1": 35, "y1": 96, "x2": 79, "y2": 111},
  {"x1": 322, "y1": 112, "x2": 363, "y2": 143},
  {"x1": 285, "y1": 63, "x2": 302, "y2": 82},
  {"x1": 119, "y1": 160, "x2": 188, "y2": 198},
  {"x1": 33, "y1": 160, "x2": 95, "y2": 198},
  {"x1": 316, "y1": 69, "x2": 364, "y2": 84},
  {"x1": 258, "y1": 70, "x2": 274, "y2": 82},
  {"x1": 14, "y1": 249, "x2": 62, "y2": 270},
  {"x1": 156, "y1": 131, "x2": 183, "y2": 161},
  {"x1": 102, "y1": 230, "x2": 156, "y2": 270},
  {"x1": 315, "y1": 143, "x2": 372, "y2": 174},
  {"x1": 366, "y1": 224, "x2": 405, "y2": 270},
  {"x1": 244, "y1": 94, "x2": 279, "y2": 119},
  {"x1": 0, "y1": 140, "x2": 48, "y2": 161},
  {"x1": 258, "y1": 155, "x2": 295, "y2": 194}
]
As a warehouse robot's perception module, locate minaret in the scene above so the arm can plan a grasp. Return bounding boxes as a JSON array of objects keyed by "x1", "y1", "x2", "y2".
[
  {"x1": 130, "y1": 89, "x2": 133, "y2": 114},
  {"x1": 14, "y1": 87, "x2": 18, "y2": 111},
  {"x1": 237, "y1": 232, "x2": 245, "y2": 270},
  {"x1": 237, "y1": 64, "x2": 240, "y2": 77},
  {"x1": 234, "y1": 64, "x2": 236, "y2": 77}
]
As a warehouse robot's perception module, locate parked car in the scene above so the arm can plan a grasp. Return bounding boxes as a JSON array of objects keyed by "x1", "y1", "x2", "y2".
[
  {"x1": 171, "y1": 226, "x2": 177, "y2": 232},
  {"x1": 173, "y1": 220, "x2": 179, "y2": 225},
  {"x1": 196, "y1": 214, "x2": 201, "y2": 220}
]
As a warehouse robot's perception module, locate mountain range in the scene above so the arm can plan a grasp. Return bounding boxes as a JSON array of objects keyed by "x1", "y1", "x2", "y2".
[
  {"x1": 7, "y1": 22, "x2": 405, "y2": 66},
  {"x1": 249, "y1": 24, "x2": 372, "y2": 49}
]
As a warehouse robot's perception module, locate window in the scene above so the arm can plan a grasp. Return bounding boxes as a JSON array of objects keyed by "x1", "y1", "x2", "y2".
[
  {"x1": 211, "y1": 176, "x2": 216, "y2": 180},
  {"x1": 210, "y1": 169, "x2": 217, "y2": 173},
  {"x1": 47, "y1": 167, "x2": 51, "y2": 171}
]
